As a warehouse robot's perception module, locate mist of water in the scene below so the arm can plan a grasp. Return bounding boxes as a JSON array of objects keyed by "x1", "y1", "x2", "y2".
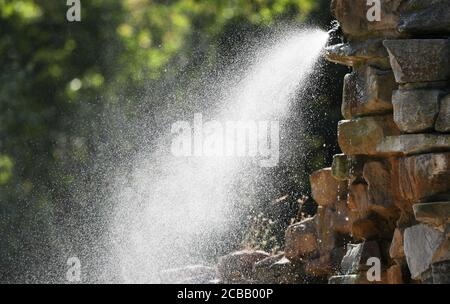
[{"x1": 109, "y1": 28, "x2": 329, "y2": 283}]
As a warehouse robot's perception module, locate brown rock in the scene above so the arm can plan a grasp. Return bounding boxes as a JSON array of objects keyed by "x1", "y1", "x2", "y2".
[
  {"x1": 314, "y1": 207, "x2": 338, "y2": 254},
  {"x1": 351, "y1": 218, "x2": 379, "y2": 241},
  {"x1": 413, "y1": 202, "x2": 450, "y2": 230},
  {"x1": 325, "y1": 39, "x2": 390, "y2": 68},
  {"x1": 436, "y1": 94, "x2": 450, "y2": 132},
  {"x1": 253, "y1": 254, "x2": 303, "y2": 284},
  {"x1": 389, "y1": 228, "x2": 405, "y2": 260},
  {"x1": 304, "y1": 247, "x2": 345, "y2": 277},
  {"x1": 363, "y1": 160, "x2": 399, "y2": 218},
  {"x1": 217, "y1": 250, "x2": 270, "y2": 283},
  {"x1": 285, "y1": 217, "x2": 318, "y2": 261},
  {"x1": 333, "y1": 200, "x2": 352, "y2": 234},
  {"x1": 338, "y1": 115, "x2": 401, "y2": 156},
  {"x1": 387, "y1": 264, "x2": 403, "y2": 284},
  {"x1": 392, "y1": 89, "x2": 442, "y2": 133},
  {"x1": 342, "y1": 66, "x2": 396, "y2": 119},
  {"x1": 310, "y1": 168, "x2": 348, "y2": 206},
  {"x1": 399, "y1": 153, "x2": 450, "y2": 204},
  {"x1": 383, "y1": 39, "x2": 450, "y2": 83},
  {"x1": 377, "y1": 134, "x2": 450, "y2": 156},
  {"x1": 332, "y1": 154, "x2": 366, "y2": 182}
]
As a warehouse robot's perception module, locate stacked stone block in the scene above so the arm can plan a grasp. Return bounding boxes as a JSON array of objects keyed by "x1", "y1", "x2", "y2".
[{"x1": 318, "y1": 0, "x2": 450, "y2": 284}]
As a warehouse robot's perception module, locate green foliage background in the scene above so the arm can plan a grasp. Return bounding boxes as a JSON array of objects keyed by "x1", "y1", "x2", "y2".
[{"x1": 0, "y1": 0, "x2": 345, "y2": 282}]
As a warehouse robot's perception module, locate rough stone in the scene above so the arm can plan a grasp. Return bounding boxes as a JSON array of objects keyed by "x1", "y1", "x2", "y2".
[
  {"x1": 310, "y1": 168, "x2": 348, "y2": 206},
  {"x1": 413, "y1": 202, "x2": 450, "y2": 230},
  {"x1": 389, "y1": 228, "x2": 405, "y2": 260},
  {"x1": 383, "y1": 39, "x2": 450, "y2": 83},
  {"x1": 304, "y1": 247, "x2": 345, "y2": 277},
  {"x1": 392, "y1": 89, "x2": 442, "y2": 133},
  {"x1": 285, "y1": 217, "x2": 318, "y2": 261},
  {"x1": 377, "y1": 134, "x2": 450, "y2": 156},
  {"x1": 332, "y1": 154, "x2": 366, "y2": 182},
  {"x1": 253, "y1": 254, "x2": 303, "y2": 284},
  {"x1": 340, "y1": 241, "x2": 382, "y2": 275},
  {"x1": 398, "y1": 153, "x2": 450, "y2": 204},
  {"x1": 314, "y1": 207, "x2": 338, "y2": 253},
  {"x1": 399, "y1": 0, "x2": 450, "y2": 35},
  {"x1": 325, "y1": 39, "x2": 390, "y2": 68},
  {"x1": 363, "y1": 160, "x2": 398, "y2": 218},
  {"x1": 431, "y1": 261, "x2": 450, "y2": 284},
  {"x1": 436, "y1": 94, "x2": 450, "y2": 133},
  {"x1": 387, "y1": 264, "x2": 403, "y2": 284},
  {"x1": 331, "y1": 0, "x2": 401, "y2": 38},
  {"x1": 333, "y1": 200, "x2": 352, "y2": 235},
  {"x1": 342, "y1": 66, "x2": 396, "y2": 119},
  {"x1": 404, "y1": 224, "x2": 444, "y2": 280},
  {"x1": 217, "y1": 250, "x2": 270, "y2": 283},
  {"x1": 338, "y1": 115, "x2": 401, "y2": 156}
]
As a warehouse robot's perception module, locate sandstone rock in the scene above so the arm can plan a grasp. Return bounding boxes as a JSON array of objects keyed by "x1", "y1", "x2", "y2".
[
  {"x1": 304, "y1": 247, "x2": 345, "y2": 277},
  {"x1": 436, "y1": 94, "x2": 450, "y2": 132},
  {"x1": 377, "y1": 134, "x2": 450, "y2": 155},
  {"x1": 399, "y1": 153, "x2": 450, "y2": 204},
  {"x1": 333, "y1": 200, "x2": 352, "y2": 234},
  {"x1": 285, "y1": 217, "x2": 318, "y2": 261},
  {"x1": 340, "y1": 241, "x2": 383, "y2": 275},
  {"x1": 310, "y1": 168, "x2": 348, "y2": 206},
  {"x1": 314, "y1": 207, "x2": 338, "y2": 253},
  {"x1": 392, "y1": 89, "x2": 442, "y2": 133},
  {"x1": 389, "y1": 228, "x2": 405, "y2": 260},
  {"x1": 348, "y1": 182, "x2": 370, "y2": 215},
  {"x1": 404, "y1": 224, "x2": 444, "y2": 280},
  {"x1": 383, "y1": 39, "x2": 450, "y2": 83},
  {"x1": 331, "y1": 0, "x2": 401, "y2": 38},
  {"x1": 159, "y1": 265, "x2": 217, "y2": 284},
  {"x1": 351, "y1": 218, "x2": 379, "y2": 241},
  {"x1": 217, "y1": 250, "x2": 269, "y2": 283},
  {"x1": 387, "y1": 264, "x2": 403, "y2": 284},
  {"x1": 342, "y1": 66, "x2": 396, "y2": 119},
  {"x1": 332, "y1": 154, "x2": 366, "y2": 182},
  {"x1": 338, "y1": 115, "x2": 400, "y2": 156},
  {"x1": 325, "y1": 39, "x2": 390, "y2": 68},
  {"x1": 399, "y1": 0, "x2": 450, "y2": 35},
  {"x1": 413, "y1": 202, "x2": 450, "y2": 230},
  {"x1": 363, "y1": 160, "x2": 398, "y2": 218},
  {"x1": 253, "y1": 254, "x2": 303, "y2": 284},
  {"x1": 432, "y1": 237, "x2": 450, "y2": 264}
]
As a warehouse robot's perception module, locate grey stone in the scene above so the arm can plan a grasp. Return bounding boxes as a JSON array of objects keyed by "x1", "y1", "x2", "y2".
[
  {"x1": 436, "y1": 94, "x2": 450, "y2": 133},
  {"x1": 399, "y1": 0, "x2": 450, "y2": 35},
  {"x1": 383, "y1": 39, "x2": 450, "y2": 83},
  {"x1": 432, "y1": 261, "x2": 450, "y2": 284},
  {"x1": 340, "y1": 241, "x2": 382, "y2": 275},
  {"x1": 404, "y1": 224, "x2": 444, "y2": 280},
  {"x1": 377, "y1": 134, "x2": 450, "y2": 156},
  {"x1": 392, "y1": 89, "x2": 442, "y2": 133},
  {"x1": 342, "y1": 66, "x2": 396, "y2": 119}
]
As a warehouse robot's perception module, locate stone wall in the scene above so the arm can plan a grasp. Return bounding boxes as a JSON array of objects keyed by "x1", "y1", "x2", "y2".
[{"x1": 215, "y1": 0, "x2": 450, "y2": 284}]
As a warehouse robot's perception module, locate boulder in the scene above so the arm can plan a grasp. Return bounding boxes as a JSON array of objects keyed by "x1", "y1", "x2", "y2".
[
  {"x1": 436, "y1": 94, "x2": 450, "y2": 132},
  {"x1": 351, "y1": 218, "x2": 380, "y2": 241},
  {"x1": 392, "y1": 89, "x2": 442, "y2": 133},
  {"x1": 338, "y1": 115, "x2": 401, "y2": 156},
  {"x1": 330, "y1": 0, "x2": 401, "y2": 38},
  {"x1": 348, "y1": 182, "x2": 370, "y2": 216},
  {"x1": 217, "y1": 250, "x2": 270, "y2": 283},
  {"x1": 304, "y1": 247, "x2": 345, "y2": 277},
  {"x1": 383, "y1": 39, "x2": 450, "y2": 83},
  {"x1": 398, "y1": 153, "x2": 450, "y2": 204},
  {"x1": 253, "y1": 254, "x2": 303, "y2": 284},
  {"x1": 413, "y1": 202, "x2": 450, "y2": 230},
  {"x1": 389, "y1": 228, "x2": 405, "y2": 260},
  {"x1": 403, "y1": 224, "x2": 444, "y2": 280},
  {"x1": 432, "y1": 261, "x2": 450, "y2": 284},
  {"x1": 310, "y1": 168, "x2": 348, "y2": 206},
  {"x1": 325, "y1": 39, "x2": 390, "y2": 68},
  {"x1": 377, "y1": 134, "x2": 450, "y2": 155},
  {"x1": 285, "y1": 217, "x2": 319, "y2": 261},
  {"x1": 333, "y1": 200, "x2": 352, "y2": 235},
  {"x1": 342, "y1": 66, "x2": 396, "y2": 119},
  {"x1": 398, "y1": 0, "x2": 450, "y2": 35},
  {"x1": 314, "y1": 206, "x2": 338, "y2": 253}
]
